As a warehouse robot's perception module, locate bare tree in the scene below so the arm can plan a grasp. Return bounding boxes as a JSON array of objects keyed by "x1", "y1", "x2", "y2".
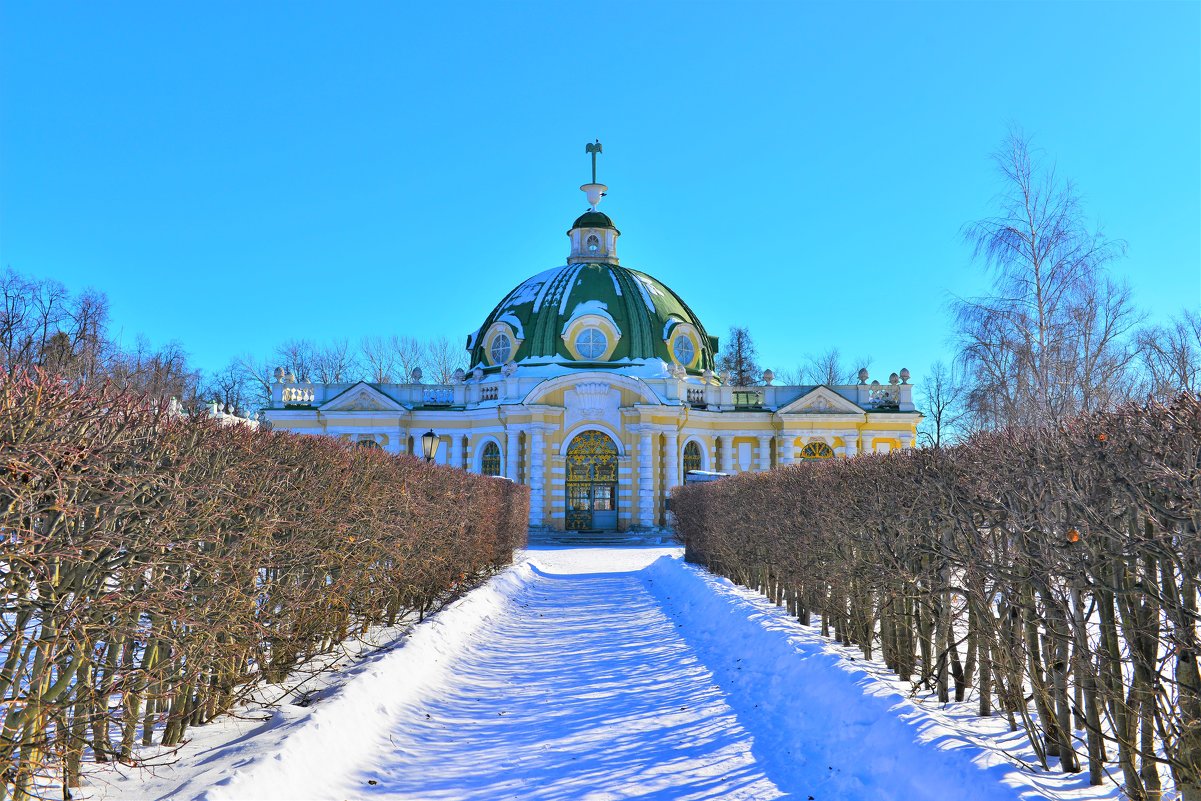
[
  {"x1": 0, "y1": 270, "x2": 115, "y2": 383},
  {"x1": 954, "y1": 129, "x2": 1138, "y2": 429},
  {"x1": 1137, "y1": 308, "x2": 1201, "y2": 400},
  {"x1": 28, "y1": 276, "x2": 71, "y2": 367},
  {"x1": 791, "y1": 348, "x2": 871, "y2": 386},
  {"x1": 359, "y1": 335, "x2": 427, "y2": 383},
  {"x1": 68, "y1": 287, "x2": 109, "y2": 381},
  {"x1": 0, "y1": 270, "x2": 72, "y2": 371},
  {"x1": 423, "y1": 336, "x2": 466, "y2": 384},
  {"x1": 204, "y1": 361, "x2": 253, "y2": 416},
  {"x1": 717, "y1": 326, "x2": 762, "y2": 386},
  {"x1": 109, "y1": 335, "x2": 201, "y2": 406},
  {"x1": 394, "y1": 336, "x2": 425, "y2": 382},
  {"x1": 236, "y1": 353, "x2": 276, "y2": 411},
  {"x1": 917, "y1": 360, "x2": 967, "y2": 448},
  {"x1": 312, "y1": 338, "x2": 359, "y2": 383},
  {"x1": 275, "y1": 339, "x2": 315, "y2": 382},
  {"x1": 0, "y1": 269, "x2": 35, "y2": 368},
  {"x1": 361, "y1": 335, "x2": 399, "y2": 383}
]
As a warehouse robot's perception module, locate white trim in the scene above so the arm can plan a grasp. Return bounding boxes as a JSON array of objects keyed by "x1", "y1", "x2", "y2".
[
  {"x1": 318, "y1": 382, "x2": 405, "y2": 413},
  {"x1": 776, "y1": 385, "x2": 866, "y2": 416},
  {"x1": 523, "y1": 372, "x2": 661, "y2": 406}
]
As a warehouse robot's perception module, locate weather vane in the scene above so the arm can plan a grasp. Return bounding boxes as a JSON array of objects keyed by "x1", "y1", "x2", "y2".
[
  {"x1": 586, "y1": 140, "x2": 603, "y2": 183},
  {"x1": 581, "y1": 140, "x2": 607, "y2": 210}
]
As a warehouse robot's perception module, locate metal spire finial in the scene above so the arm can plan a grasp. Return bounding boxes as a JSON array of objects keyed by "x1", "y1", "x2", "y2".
[
  {"x1": 580, "y1": 140, "x2": 607, "y2": 210},
  {"x1": 585, "y1": 140, "x2": 603, "y2": 183}
]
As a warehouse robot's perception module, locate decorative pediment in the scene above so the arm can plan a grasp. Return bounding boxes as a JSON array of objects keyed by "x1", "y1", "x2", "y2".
[
  {"x1": 777, "y1": 386, "x2": 865, "y2": 416},
  {"x1": 319, "y1": 383, "x2": 405, "y2": 413}
]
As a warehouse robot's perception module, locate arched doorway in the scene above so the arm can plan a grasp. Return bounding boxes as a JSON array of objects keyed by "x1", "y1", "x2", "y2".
[{"x1": 565, "y1": 430, "x2": 618, "y2": 530}]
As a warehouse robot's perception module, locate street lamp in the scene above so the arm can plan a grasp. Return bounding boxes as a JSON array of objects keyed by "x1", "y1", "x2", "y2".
[{"x1": 421, "y1": 429, "x2": 440, "y2": 463}]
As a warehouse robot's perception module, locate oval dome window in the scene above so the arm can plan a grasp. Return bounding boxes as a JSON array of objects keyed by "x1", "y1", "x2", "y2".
[
  {"x1": 490, "y1": 333, "x2": 512, "y2": 363},
  {"x1": 575, "y1": 327, "x2": 607, "y2": 359},
  {"x1": 673, "y1": 336, "x2": 695, "y2": 365}
]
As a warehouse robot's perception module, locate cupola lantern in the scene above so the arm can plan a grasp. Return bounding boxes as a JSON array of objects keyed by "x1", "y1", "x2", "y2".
[{"x1": 569, "y1": 140, "x2": 620, "y2": 265}]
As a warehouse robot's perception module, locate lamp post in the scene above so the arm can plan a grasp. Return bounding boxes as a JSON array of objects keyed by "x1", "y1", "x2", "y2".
[{"x1": 421, "y1": 429, "x2": 440, "y2": 463}]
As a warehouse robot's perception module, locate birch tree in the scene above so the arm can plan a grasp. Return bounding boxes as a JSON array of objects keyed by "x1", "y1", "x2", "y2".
[{"x1": 954, "y1": 130, "x2": 1138, "y2": 429}]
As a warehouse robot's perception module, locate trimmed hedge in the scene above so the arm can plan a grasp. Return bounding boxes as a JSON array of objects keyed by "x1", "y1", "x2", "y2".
[
  {"x1": 673, "y1": 396, "x2": 1201, "y2": 800},
  {"x1": 0, "y1": 370, "x2": 528, "y2": 797}
]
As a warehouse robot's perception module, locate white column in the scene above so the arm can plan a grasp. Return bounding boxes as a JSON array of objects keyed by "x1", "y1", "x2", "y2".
[
  {"x1": 529, "y1": 426, "x2": 545, "y2": 527},
  {"x1": 505, "y1": 428, "x2": 521, "y2": 481},
  {"x1": 718, "y1": 434, "x2": 734, "y2": 473},
  {"x1": 397, "y1": 429, "x2": 410, "y2": 455},
  {"x1": 639, "y1": 428, "x2": 655, "y2": 527},
  {"x1": 757, "y1": 435, "x2": 772, "y2": 471},
  {"x1": 777, "y1": 433, "x2": 795, "y2": 466},
  {"x1": 843, "y1": 430, "x2": 859, "y2": 458},
  {"x1": 664, "y1": 432, "x2": 680, "y2": 491},
  {"x1": 899, "y1": 432, "x2": 914, "y2": 450},
  {"x1": 451, "y1": 434, "x2": 464, "y2": 469}
]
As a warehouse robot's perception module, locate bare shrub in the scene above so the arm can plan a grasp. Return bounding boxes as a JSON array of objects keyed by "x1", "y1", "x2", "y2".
[
  {"x1": 674, "y1": 395, "x2": 1201, "y2": 800},
  {"x1": 0, "y1": 369, "x2": 528, "y2": 797}
]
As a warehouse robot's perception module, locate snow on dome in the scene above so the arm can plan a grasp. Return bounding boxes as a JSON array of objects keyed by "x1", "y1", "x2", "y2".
[
  {"x1": 496, "y1": 312, "x2": 526, "y2": 340},
  {"x1": 562, "y1": 300, "x2": 617, "y2": 335},
  {"x1": 468, "y1": 262, "x2": 718, "y2": 374}
]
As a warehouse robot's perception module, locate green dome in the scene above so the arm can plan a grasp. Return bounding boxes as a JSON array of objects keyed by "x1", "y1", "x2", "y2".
[
  {"x1": 469, "y1": 263, "x2": 719, "y2": 373},
  {"x1": 570, "y1": 210, "x2": 618, "y2": 232}
]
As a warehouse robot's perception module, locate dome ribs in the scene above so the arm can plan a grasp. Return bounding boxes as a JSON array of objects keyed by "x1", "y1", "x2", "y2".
[
  {"x1": 613, "y1": 267, "x2": 656, "y2": 362},
  {"x1": 471, "y1": 262, "x2": 714, "y2": 373}
]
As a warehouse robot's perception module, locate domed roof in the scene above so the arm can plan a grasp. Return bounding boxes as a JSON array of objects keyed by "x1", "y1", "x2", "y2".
[
  {"x1": 570, "y1": 210, "x2": 618, "y2": 232},
  {"x1": 468, "y1": 263, "x2": 718, "y2": 374}
]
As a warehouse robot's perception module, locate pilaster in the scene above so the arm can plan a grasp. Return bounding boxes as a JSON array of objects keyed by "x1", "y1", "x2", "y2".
[
  {"x1": 529, "y1": 426, "x2": 546, "y2": 526},
  {"x1": 506, "y1": 428, "x2": 522, "y2": 482},
  {"x1": 664, "y1": 431, "x2": 680, "y2": 491},
  {"x1": 719, "y1": 434, "x2": 735, "y2": 473},
  {"x1": 757, "y1": 435, "x2": 773, "y2": 471},
  {"x1": 638, "y1": 428, "x2": 655, "y2": 527},
  {"x1": 777, "y1": 433, "x2": 795, "y2": 466}
]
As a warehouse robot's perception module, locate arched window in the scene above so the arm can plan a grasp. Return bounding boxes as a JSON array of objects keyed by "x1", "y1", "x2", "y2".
[
  {"x1": 586, "y1": 233, "x2": 600, "y2": 253},
  {"x1": 683, "y1": 441, "x2": 702, "y2": 473},
  {"x1": 801, "y1": 441, "x2": 835, "y2": 459},
  {"x1": 481, "y1": 441, "x2": 502, "y2": 476},
  {"x1": 356, "y1": 436, "x2": 381, "y2": 449}
]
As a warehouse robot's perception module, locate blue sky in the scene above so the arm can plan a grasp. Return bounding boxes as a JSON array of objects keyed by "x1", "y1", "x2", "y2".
[{"x1": 2, "y1": 2, "x2": 1198, "y2": 382}]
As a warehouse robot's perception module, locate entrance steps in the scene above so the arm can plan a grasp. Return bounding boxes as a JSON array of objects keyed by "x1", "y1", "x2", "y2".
[{"x1": 525, "y1": 527, "x2": 678, "y2": 548}]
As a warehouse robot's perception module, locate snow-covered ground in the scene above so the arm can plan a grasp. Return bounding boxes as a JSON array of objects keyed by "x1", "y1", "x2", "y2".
[{"x1": 82, "y1": 548, "x2": 1125, "y2": 801}]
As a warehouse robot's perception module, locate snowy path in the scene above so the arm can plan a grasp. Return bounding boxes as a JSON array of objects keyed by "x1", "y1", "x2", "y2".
[
  {"x1": 354, "y1": 552, "x2": 783, "y2": 800},
  {"x1": 179, "y1": 547, "x2": 1094, "y2": 801}
]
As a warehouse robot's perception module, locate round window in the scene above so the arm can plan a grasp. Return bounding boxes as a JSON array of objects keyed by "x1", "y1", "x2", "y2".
[
  {"x1": 490, "y1": 333, "x2": 512, "y2": 364},
  {"x1": 574, "y1": 327, "x2": 608, "y2": 359},
  {"x1": 673, "y1": 336, "x2": 696, "y2": 365}
]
